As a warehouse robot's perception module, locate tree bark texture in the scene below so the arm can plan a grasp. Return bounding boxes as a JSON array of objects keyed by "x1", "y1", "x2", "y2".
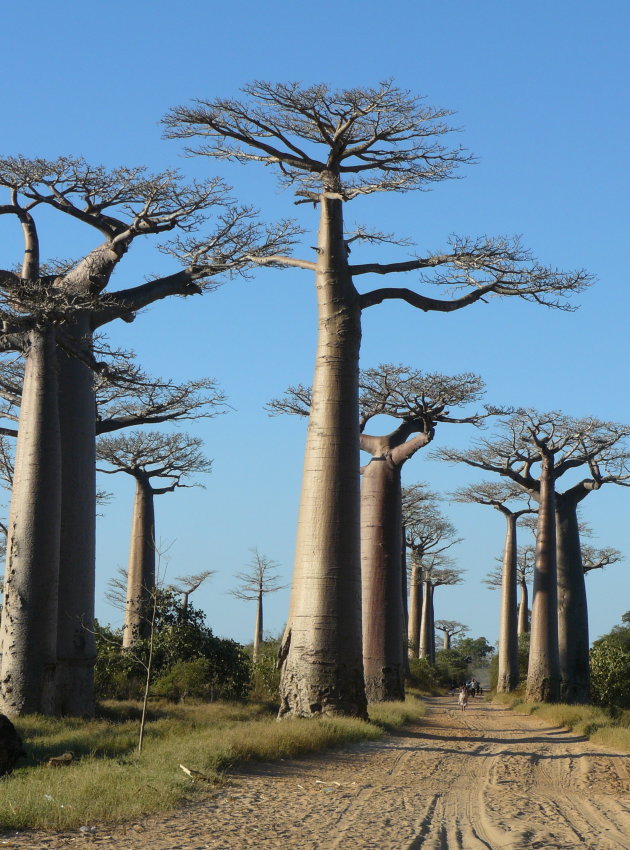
[
  {"x1": 518, "y1": 579, "x2": 529, "y2": 635},
  {"x1": 526, "y1": 452, "x2": 561, "y2": 702},
  {"x1": 419, "y1": 581, "x2": 433, "y2": 661},
  {"x1": 497, "y1": 514, "x2": 519, "y2": 693},
  {"x1": 556, "y1": 494, "x2": 590, "y2": 703},
  {"x1": 0, "y1": 329, "x2": 61, "y2": 715},
  {"x1": 123, "y1": 477, "x2": 156, "y2": 647},
  {"x1": 407, "y1": 562, "x2": 422, "y2": 659},
  {"x1": 55, "y1": 318, "x2": 97, "y2": 715},
  {"x1": 253, "y1": 592, "x2": 263, "y2": 663},
  {"x1": 278, "y1": 195, "x2": 366, "y2": 719},
  {"x1": 443, "y1": 632, "x2": 450, "y2": 650},
  {"x1": 361, "y1": 459, "x2": 405, "y2": 702}
]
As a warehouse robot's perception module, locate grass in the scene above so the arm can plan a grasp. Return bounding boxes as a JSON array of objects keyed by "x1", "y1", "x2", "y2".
[
  {"x1": 492, "y1": 692, "x2": 630, "y2": 752},
  {"x1": 1, "y1": 695, "x2": 426, "y2": 832}
]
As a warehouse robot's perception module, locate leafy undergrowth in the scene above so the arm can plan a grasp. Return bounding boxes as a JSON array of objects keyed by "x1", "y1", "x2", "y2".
[
  {"x1": 493, "y1": 692, "x2": 630, "y2": 752},
  {"x1": 1, "y1": 695, "x2": 426, "y2": 832}
]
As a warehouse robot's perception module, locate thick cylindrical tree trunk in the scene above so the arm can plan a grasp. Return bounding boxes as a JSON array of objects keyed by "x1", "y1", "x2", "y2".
[
  {"x1": 361, "y1": 459, "x2": 405, "y2": 702},
  {"x1": 419, "y1": 580, "x2": 433, "y2": 660},
  {"x1": 526, "y1": 453, "x2": 560, "y2": 702},
  {"x1": 407, "y1": 562, "x2": 423, "y2": 659},
  {"x1": 55, "y1": 318, "x2": 97, "y2": 715},
  {"x1": 497, "y1": 514, "x2": 519, "y2": 693},
  {"x1": 123, "y1": 477, "x2": 156, "y2": 647},
  {"x1": 556, "y1": 495, "x2": 590, "y2": 703},
  {"x1": 518, "y1": 579, "x2": 529, "y2": 635},
  {"x1": 428, "y1": 585, "x2": 436, "y2": 664},
  {"x1": 0, "y1": 328, "x2": 61, "y2": 716},
  {"x1": 253, "y1": 592, "x2": 263, "y2": 663},
  {"x1": 279, "y1": 194, "x2": 366, "y2": 718},
  {"x1": 443, "y1": 632, "x2": 450, "y2": 650},
  {"x1": 401, "y1": 527, "x2": 409, "y2": 676}
]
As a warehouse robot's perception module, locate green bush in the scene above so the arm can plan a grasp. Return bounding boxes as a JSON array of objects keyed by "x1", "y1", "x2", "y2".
[
  {"x1": 407, "y1": 657, "x2": 440, "y2": 691},
  {"x1": 590, "y1": 640, "x2": 630, "y2": 709},
  {"x1": 249, "y1": 639, "x2": 282, "y2": 701}
]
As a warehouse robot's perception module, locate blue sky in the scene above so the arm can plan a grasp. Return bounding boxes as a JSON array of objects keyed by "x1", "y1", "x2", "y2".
[{"x1": 0, "y1": 0, "x2": 628, "y2": 648}]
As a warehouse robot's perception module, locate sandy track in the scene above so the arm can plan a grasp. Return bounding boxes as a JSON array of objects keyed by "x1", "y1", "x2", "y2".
[{"x1": 2, "y1": 696, "x2": 629, "y2": 849}]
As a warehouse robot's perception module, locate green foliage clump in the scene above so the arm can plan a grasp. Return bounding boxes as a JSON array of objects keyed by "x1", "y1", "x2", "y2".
[
  {"x1": 407, "y1": 657, "x2": 441, "y2": 691},
  {"x1": 590, "y1": 613, "x2": 630, "y2": 710},
  {"x1": 249, "y1": 638, "x2": 282, "y2": 701},
  {"x1": 94, "y1": 590, "x2": 251, "y2": 702}
]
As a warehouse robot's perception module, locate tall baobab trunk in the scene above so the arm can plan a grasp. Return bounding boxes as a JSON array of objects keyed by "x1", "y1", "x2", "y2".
[
  {"x1": 401, "y1": 528, "x2": 410, "y2": 676},
  {"x1": 428, "y1": 585, "x2": 436, "y2": 664},
  {"x1": 253, "y1": 591, "x2": 263, "y2": 663},
  {"x1": 526, "y1": 451, "x2": 560, "y2": 702},
  {"x1": 407, "y1": 560, "x2": 423, "y2": 659},
  {"x1": 497, "y1": 514, "x2": 519, "y2": 693},
  {"x1": 443, "y1": 631, "x2": 451, "y2": 650},
  {"x1": 55, "y1": 319, "x2": 96, "y2": 715},
  {"x1": 518, "y1": 577, "x2": 529, "y2": 635},
  {"x1": 419, "y1": 579, "x2": 433, "y2": 660},
  {"x1": 0, "y1": 328, "x2": 61, "y2": 716},
  {"x1": 556, "y1": 494, "x2": 590, "y2": 703},
  {"x1": 361, "y1": 458, "x2": 405, "y2": 701},
  {"x1": 279, "y1": 193, "x2": 366, "y2": 718},
  {"x1": 123, "y1": 475, "x2": 156, "y2": 647}
]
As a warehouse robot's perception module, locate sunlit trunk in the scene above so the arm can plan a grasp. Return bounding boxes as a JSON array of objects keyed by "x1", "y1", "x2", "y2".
[
  {"x1": 497, "y1": 513, "x2": 519, "y2": 692},
  {"x1": 123, "y1": 476, "x2": 156, "y2": 647},
  {"x1": 279, "y1": 193, "x2": 366, "y2": 718},
  {"x1": 0, "y1": 328, "x2": 60, "y2": 715},
  {"x1": 428, "y1": 585, "x2": 436, "y2": 664},
  {"x1": 526, "y1": 452, "x2": 560, "y2": 702},
  {"x1": 556, "y1": 494, "x2": 589, "y2": 703},
  {"x1": 443, "y1": 631, "x2": 450, "y2": 650},
  {"x1": 407, "y1": 560, "x2": 422, "y2": 658},
  {"x1": 361, "y1": 458, "x2": 405, "y2": 701},
  {"x1": 55, "y1": 317, "x2": 96, "y2": 715}
]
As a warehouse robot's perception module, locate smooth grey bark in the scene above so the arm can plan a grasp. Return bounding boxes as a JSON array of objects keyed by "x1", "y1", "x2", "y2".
[
  {"x1": 555, "y1": 492, "x2": 590, "y2": 703},
  {"x1": 123, "y1": 475, "x2": 156, "y2": 647},
  {"x1": 526, "y1": 450, "x2": 561, "y2": 702},
  {"x1": 55, "y1": 318, "x2": 96, "y2": 716},
  {"x1": 443, "y1": 632, "x2": 450, "y2": 650},
  {"x1": 518, "y1": 577, "x2": 530, "y2": 635},
  {"x1": 407, "y1": 560, "x2": 423, "y2": 659},
  {"x1": 361, "y1": 458, "x2": 405, "y2": 702},
  {"x1": 279, "y1": 194, "x2": 367, "y2": 719},
  {"x1": 497, "y1": 514, "x2": 519, "y2": 693},
  {"x1": 0, "y1": 329, "x2": 61, "y2": 715},
  {"x1": 419, "y1": 580, "x2": 433, "y2": 661},
  {"x1": 253, "y1": 592, "x2": 263, "y2": 664}
]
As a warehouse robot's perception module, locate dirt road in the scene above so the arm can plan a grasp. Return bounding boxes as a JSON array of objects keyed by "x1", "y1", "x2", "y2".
[{"x1": 3, "y1": 696, "x2": 630, "y2": 849}]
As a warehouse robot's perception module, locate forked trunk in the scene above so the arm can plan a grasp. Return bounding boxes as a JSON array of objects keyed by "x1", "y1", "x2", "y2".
[
  {"x1": 55, "y1": 318, "x2": 96, "y2": 715},
  {"x1": 518, "y1": 579, "x2": 529, "y2": 635},
  {"x1": 556, "y1": 495, "x2": 590, "y2": 703},
  {"x1": 253, "y1": 592, "x2": 263, "y2": 663},
  {"x1": 361, "y1": 458, "x2": 405, "y2": 702},
  {"x1": 419, "y1": 580, "x2": 433, "y2": 660},
  {"x1": 407, "y1": 561, "x2": 422, "y2": 658},
  {"x1": 526, "y1": 452, "x2": 560, "y2": 702},
  {"x1": 279, "y1": 193, "x2": 366, "y2": 718},
  {"x1": 0, "y1": 328, "x2": 61, "y2": 716},
  {"x1": 123, "y1": 476, "x2": 156, "y2": 647},
  {"x1": 497, "y1": 514, "x2": 519, "y2": 692}
]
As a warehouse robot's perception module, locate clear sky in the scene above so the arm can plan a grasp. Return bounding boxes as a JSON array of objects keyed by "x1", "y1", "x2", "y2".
[{"x1": 0, "y1": 0, "x2": 628, "y2": 649}]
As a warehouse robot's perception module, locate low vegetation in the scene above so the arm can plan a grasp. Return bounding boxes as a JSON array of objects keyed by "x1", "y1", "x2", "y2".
[
  {"x1": 493, "y1": 692, "x2": 630, "y2": 753},
  {"x1": 1, "y1": 695, "x2": 426, "y2": 832}
]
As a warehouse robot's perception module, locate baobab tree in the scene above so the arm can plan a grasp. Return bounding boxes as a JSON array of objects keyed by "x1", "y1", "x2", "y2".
[
  {"x1": 435, "y1": 620, "x2": 469, "y2": 650},
  {"x1": 97, "y1": 431, "x2": 211, "y2": 647},
  {"x1": 166, "y1": 81, "x2": 590, "y2": 717},
  {"x1": 271, "y1": 366, "x2": 485, "y2": 701},
  {"x1": 169, "y1": 571, "x2": 215, "y2": 616},
  {"x1": 438, "y1": 411, "x2": 630, "y2": 702},
  {"x1": 230, "y1": 549, "x2": 286, "y2": 662},
  {"x1": 406, "y1": 508, "x2": 462, "y2": 663},
  {"x1": 0, "y1": 156, "x2": 291, "y2": 716},
  {"x1": 402, "y1": 484, "x2": 438, "y2": 660},
  {"x1": 452, "y1": 481, "x2": 535, "y2": 692},
  {"x1": 485, "y1": 544, "x2": 535, "y2": 636}
]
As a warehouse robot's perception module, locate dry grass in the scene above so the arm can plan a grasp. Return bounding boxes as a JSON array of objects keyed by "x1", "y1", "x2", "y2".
[
  {"x1": 1, "y1": 694, "x2": 426, "y2": 831},
  {"x1": 493, "y1": 693, "x2": 630, "y2": 752}
]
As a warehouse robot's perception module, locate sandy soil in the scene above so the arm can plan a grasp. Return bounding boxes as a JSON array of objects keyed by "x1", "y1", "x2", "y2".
[{"x1": 2, "y1": 696, "x2": 629, "y2": 850}]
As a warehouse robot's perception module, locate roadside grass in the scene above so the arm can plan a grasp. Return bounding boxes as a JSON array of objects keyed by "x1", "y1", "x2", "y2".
[
  {"x1": 492, "y1": 692, "x2": 630, "y2": 752},
  {"x1": 1, "y1": 695, "x2": 426, "y2": 831}
]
